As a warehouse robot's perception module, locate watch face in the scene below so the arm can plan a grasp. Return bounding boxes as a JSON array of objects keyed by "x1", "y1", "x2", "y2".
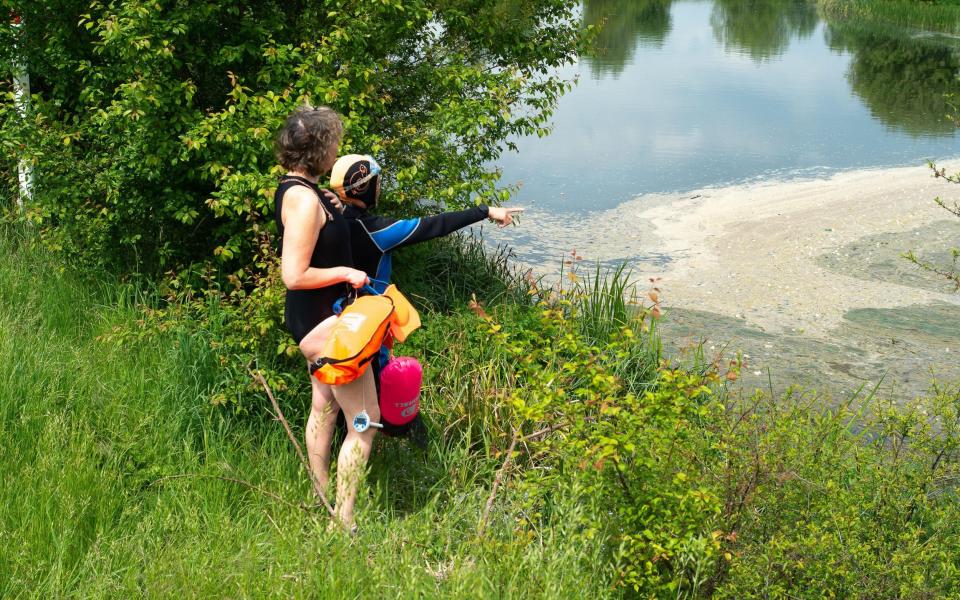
[{"x1": 353, "y1": 410, "x2": 371, "y2": 433}]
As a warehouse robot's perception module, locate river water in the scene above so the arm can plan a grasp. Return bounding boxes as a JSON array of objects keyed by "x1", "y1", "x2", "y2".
[{"x1": 484, "y1": 0, "x2": 960, "y2": 400}]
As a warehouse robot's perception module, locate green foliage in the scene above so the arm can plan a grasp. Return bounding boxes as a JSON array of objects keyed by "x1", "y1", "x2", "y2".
[
  {"x1": 0, "y1": 225, "x2": 615, "y2": 598},
  {"x1": 818, "y1": 0, "x2": 960, "y2": 34},
  {"x1": 713, "y1": 384, "x2": 960, "y2": 598},
  {"x1": 4, "y1": 227, "x2": 960, "y2": 597},
  {"x1": 0, "y1": 0, "x2": 586, "y2": 423},
  {"x1": 544, "y1": 259, "x2": 664, "y2": 399},
  {"x1": 472, "y1": 294, "x2": 720, "y2": 595},
  {"x1": 117, "y1": 228, "x2": 543, "y2": 416},
  {"x1": 393, "y1": 230, "x2": 533, "y2": 313},
  {"x1": 1, "y1": 0, "x2": 583, "y2": 278}
]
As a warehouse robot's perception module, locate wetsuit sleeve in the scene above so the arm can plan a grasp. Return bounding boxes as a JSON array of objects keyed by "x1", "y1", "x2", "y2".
[{"x1": 369, "y1": 205, "x2": 489, "y2": 252}]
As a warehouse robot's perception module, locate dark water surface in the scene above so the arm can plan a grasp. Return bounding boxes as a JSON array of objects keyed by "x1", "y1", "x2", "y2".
[{"x1": 496, "y1": 0, "x2": 960, "y2": 212}]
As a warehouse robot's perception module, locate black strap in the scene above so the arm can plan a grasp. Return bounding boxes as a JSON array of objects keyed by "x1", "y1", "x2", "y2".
[
  {"x1": 309, "y1": 357, "x2": 330, "y2": 375},
  {"x1": 310, "y1": 352, "x2": 377, "y2": 376},
  {"x1": 280, "y1": 174, "x2": 316, "y2": 186},
  {"x1": 280, "y1": 175, "x2": 334, "y2": 221}
]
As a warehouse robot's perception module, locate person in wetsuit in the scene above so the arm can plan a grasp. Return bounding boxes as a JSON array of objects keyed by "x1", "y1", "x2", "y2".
[
  {"x1": 273, "y1": 108, "x2": 373, "y2": 531},
  {"x1": 328, "y1": 154, "x2": 522, "y2": 441}
]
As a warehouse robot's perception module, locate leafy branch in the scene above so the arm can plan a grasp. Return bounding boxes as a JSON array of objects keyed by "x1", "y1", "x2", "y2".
[{"x1": 904, "y1": 96, "x2": 960, "y2": 291}]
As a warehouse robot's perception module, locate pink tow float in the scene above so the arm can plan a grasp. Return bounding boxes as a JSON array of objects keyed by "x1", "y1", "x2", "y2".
[{"x1": 378, "y1": 356, "x2": 423, "y2": 426}]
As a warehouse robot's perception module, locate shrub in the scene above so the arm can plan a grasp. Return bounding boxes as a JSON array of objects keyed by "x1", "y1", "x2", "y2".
[
  {"x1": 1, "y1": 0, "x2": 584, "y2": 278},
  {"x1": 905, "y1": 97, "x2": 960, "y2": 290}
]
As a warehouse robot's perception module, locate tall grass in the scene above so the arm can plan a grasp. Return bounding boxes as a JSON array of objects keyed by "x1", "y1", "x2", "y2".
[
  {"x1": 6, "y1": 223, "x2": 960, "y2": 597},
  {"x1": 393, "y1": 231, "x2": 532, "y2": 313},
  {"x1": 0, "y1": 227, "x2": 613, "y2": 598},
  {"x1": 564, "y1": 262, "x2": 662, "y2": 392},
  {"x1": 818, "y1": 0, "x2": 960, "y2": 33}
]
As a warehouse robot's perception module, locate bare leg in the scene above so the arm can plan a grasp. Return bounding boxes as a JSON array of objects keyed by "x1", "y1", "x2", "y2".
[
  {"x1": 331, "y1": 368, "x2": 378, "y2": 529},
  {"x1": 298, "y1": 315, "x2": 377, "y2": 528},
  {"x1": 299, "y1": 314, "x2": 337, "y2": 359},
  {"x1": 300, "y1": 315, "x2": 340, "y2": 497},
  {"x1": 306, "y1": 375, "x2": 339, "y2": 494}
]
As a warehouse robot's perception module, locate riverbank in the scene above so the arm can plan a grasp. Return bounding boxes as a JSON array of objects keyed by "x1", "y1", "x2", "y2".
[
  {"x1": 639, "y1": 163, "x2": 959, "y2": 336},
  {"x1": 488, "y1": 162, "x2": 960, "y2": 398},
  {"x1": 818, "y1": 0, "x2": 960, "y2": 35}
]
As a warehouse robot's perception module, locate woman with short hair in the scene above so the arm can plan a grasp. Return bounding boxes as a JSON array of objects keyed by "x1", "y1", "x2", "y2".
[{"x1": 273, "y1": 105, "x2": 374, "y2": 530}]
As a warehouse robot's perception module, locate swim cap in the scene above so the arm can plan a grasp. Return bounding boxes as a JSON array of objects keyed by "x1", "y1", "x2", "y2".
[{"x1": 331, "y1": 154, "x2": 381, "y2": 209}]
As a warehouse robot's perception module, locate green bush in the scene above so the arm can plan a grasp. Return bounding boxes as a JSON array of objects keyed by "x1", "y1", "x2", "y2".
[
  {"x1": 2, "y1": 0, "x2": 584, "y2": 277},
  {"x1": 481, "y1": 295, "x2": 960, "y2": 597},
  {"x1": 713, "y1": 384, "x2": 960, "y2": 598}
]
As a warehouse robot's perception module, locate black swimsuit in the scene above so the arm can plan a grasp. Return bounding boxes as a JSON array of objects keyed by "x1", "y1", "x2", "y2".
[{"x1": 274, "y1": 175, "x2": 354, "y2": 344}]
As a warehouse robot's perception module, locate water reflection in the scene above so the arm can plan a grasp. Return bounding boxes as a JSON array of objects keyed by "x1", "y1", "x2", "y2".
[
  {"x1": 582, "y1": 0, "x2": 675, "y2": 77},
  {"x1": 494, "y1": 0, "x2": 960, "y2": 215},
  {"x1": 580, "y1": 0, "x2": 960, "y2": 136},
  {"x1": 826, "y1": 25, "x2": 960, "y2": 136},
  {"x1": 709, "y1": 0, "x2": 817, "y2": 61}
]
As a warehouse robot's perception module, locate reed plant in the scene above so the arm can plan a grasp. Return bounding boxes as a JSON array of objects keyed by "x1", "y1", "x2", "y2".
[
  {"x1": 818, "y1": 0, "x2": 960, "y2": 34},
  {"x1": 561, "y1": 261, "x2": 663, "y2": 392}
]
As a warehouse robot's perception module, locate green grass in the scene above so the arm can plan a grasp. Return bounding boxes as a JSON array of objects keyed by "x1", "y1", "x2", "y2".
[
  {"x1": 563, "y1": 262, "x2": 662, "y2": 392},
  {"x1": 819, "y1": 0, "x2": 960, "y2": 34},
  {"x1": 5, "y1": 224, "x2": 960, "y2": 598},
  {"x1": 393, "y1": 230, "x2": 533, "y2": 313},
  {"x1": 0, "y1": 228, "x2": 613, "y2": 598}
]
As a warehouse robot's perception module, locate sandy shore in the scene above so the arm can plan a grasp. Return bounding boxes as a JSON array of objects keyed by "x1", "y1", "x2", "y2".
[
  {"x1": 493, "y1": 162, "x2": 960, "y2": 339},
  {"x1": 485, "y1": 163, "x2": 960, "y2": 397},
  {"x1": 636, "y1": 163, "x2": 960, "y2": 338}
]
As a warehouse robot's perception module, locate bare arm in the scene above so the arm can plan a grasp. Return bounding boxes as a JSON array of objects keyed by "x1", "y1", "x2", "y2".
[{"x1": 280, "y1": 185, "x2": 368, "y2": 290}]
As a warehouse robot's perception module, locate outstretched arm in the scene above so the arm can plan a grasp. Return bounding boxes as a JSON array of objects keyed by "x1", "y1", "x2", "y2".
[
  {"x1": 367, "y1": 205, "x2": 523, "y2": 252},
  {"x1": 395, "y1": 206, "x2": 488, "y2": 250}
]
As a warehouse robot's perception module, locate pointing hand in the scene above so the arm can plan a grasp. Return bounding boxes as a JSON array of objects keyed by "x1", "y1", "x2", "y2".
[{"x1": 487, "y1": 206, "x2": 524, "y2": 227}]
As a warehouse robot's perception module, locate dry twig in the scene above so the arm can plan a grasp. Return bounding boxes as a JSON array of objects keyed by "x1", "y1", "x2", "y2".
[
  {"x1": 478, "y1": 428, "x2": 520, "y2": 535},
  {"x1": 251, "y1": 368, "x2": 339, "y2": 521}
]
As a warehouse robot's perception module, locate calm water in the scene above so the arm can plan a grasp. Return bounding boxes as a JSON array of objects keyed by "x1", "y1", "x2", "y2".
[
  {"x1": 496, "y1": 0, "x2": 960, "y2": 213},
  {"x1": 485, "y1": 0, "x2": 960, "y2": 399}
]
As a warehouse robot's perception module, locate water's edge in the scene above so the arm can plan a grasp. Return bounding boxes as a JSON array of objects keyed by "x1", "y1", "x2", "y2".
[{"x1": 483, "y1": 161, "x2": 960, "y2": 400}]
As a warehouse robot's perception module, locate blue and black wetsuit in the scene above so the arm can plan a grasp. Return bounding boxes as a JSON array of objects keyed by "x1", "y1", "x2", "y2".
[
  {"x1": 344, "y1": 204, "x2": 490, "y2": 294},
  {"x1": 344, "y1": 203, "x2": 490, "y2": 438}
]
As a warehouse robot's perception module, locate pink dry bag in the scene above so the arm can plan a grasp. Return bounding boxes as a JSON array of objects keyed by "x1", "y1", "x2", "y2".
[{"x1": 378, "y1": 356, "x2": 422, "y2": 427}]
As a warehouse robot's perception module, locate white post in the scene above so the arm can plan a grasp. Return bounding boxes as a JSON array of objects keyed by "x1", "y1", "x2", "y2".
[{"x1": 12, "y1": 14, "x2": 33, "y2": 212}]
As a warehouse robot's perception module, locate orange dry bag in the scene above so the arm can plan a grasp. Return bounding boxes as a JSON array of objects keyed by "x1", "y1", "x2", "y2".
[
  {"x1": 382, "y1": 283, "x2": 420, "y2": 342},
  {"x1": 309, "y1": 285, "x2": 419, "y2": 386}
]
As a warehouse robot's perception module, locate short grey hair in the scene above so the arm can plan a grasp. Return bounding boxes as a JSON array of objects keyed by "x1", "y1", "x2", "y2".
[{"x1": 275, "y1": 106, "x2": 343, "y2": 177}]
